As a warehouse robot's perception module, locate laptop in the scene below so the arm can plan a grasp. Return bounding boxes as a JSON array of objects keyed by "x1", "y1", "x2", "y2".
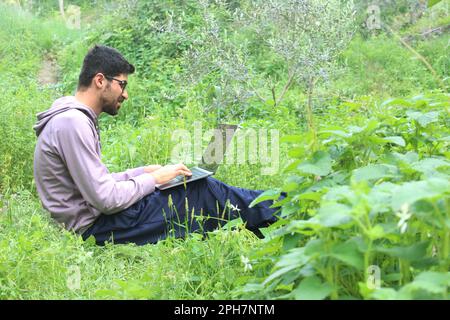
[{"x1": 156, "y1": 124, "x2": 239, "y2": 190}]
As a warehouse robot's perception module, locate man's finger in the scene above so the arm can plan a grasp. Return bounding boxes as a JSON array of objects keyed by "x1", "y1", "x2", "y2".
[
  {"x1": 178, "y1": 165, "x2": 191, "y2": 174},
  {"x1": 177, "y1": 169, "x2": 192, "y2": 176},
  {"x1": 181, "y1": 169, "x2": 192, "y2": 175}
]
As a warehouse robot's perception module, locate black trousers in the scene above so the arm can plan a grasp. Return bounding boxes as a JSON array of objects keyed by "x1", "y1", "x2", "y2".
[{"x1": 82, "y1": 177, "x2": 281, "y2": 245}]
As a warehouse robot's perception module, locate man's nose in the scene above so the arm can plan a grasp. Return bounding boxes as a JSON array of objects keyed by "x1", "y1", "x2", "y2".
[{"x1": 122, "y1": 89, "x2": 129, "y2": 100}]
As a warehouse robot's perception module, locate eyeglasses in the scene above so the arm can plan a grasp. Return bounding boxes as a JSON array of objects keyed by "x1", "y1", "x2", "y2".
[{"x1": 105, "y1": 76, "x2": 128, "y2": 92}]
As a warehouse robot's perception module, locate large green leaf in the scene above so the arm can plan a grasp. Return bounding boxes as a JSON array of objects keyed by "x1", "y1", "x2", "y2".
[
  {"x1": 371, "y1": 271, "x2": 450, "y2": 300},
  {"x1": 360, "y1": 119, "x2": 379, "y2": 134},
  {"x1": 281, "y1": 202, "x2": 299, "y2": 217},
  {"x1": 319, "y1": 129, "x2": 352, "y2": 138},
  {"x1": 381, "y1": 98, "x2": 413, "y2": 107},
  {"x1": 293, "y1": 276, "x2": 333, "y2": 300},
  {"x1": 406, "y1": 110, "x2": 440, "y2": 127},
  {"x1": 275, "y1": 247, "x2": 309, "y2": 269},
  {"x1": 330, "y1": 241, "x2": 364, "y2": 270},
  {"x1": 391, "y1": 178, "x2": 450, "y2": 211},
  {"x1": 389, "y1": 151, "x2": 419, "y2": 165},
  {"x1": 286, "y1": 220, "x2": 323, "y2": 234},
  {"x1": 288, "y1": 147, "x2": 304, "y2": 158},
  {"x1": 304, "y1": 239, "x2": 326, "y2": 256},
  {"x1": 428, "y1": 0, "x2": 443, "y2": 7},
  {"x1": 367, "y1": 182, "x2": 396, "y2": 213},
  {"x1": 370, "y1": 288, "x2": 399, "y2": 300},
  {"x1": 324, "y1": 185, "x2": 354, "y2": 202},
  {"x1": 249, "y1": 189, "x2": 281, "y2": 208},
  {"x1": 262, "y1": 248, "x2": 310, "y2": 285},
  {"x1": 282, "y1": 180, "x2": 301, "y2": 193},
  {"x1": 297, "y1": 151, "x2": 332, "y2": 176},
  {"x1": 262, "y1": 265, "x2": 299, "y2": 286},
  {"x1": 352, "y1": 164, "x2": 399, "y2": 182},
  {"x1": 375, "y1": 241, "x2": 430, "y2": 262},
  {"x1": 396, "y1": 271, "x2": 450, "y2": 299},
  {"x1": 411, "y1": 158, "x2": 450, "y2": 177},
  {"x1": 381, "y1": 136, "x2": 406, "y2": 147},
  {"x1": 312, "y1": 203, "x2": 353, "y2": 228},
  {"x1": 281, "y1": 135, "x2": 303, "y2": 143},
  {"x1": 407, "y1": 271, "x2": 450, "y2": 294}
]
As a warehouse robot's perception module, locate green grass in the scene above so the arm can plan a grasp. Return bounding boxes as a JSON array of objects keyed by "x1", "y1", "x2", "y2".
[
  {"x1": 330, "y1": 34, "x2": 447, "y2": 98},
  {"x1": 0, "y1": 3, "x2": 83, "y2": 193},
  {"x1": 0, "y1": 190, "x2": 263, "y2": 299},
  {"x1": 0, "y1": 4, "x2": 80, "y2": 76}
]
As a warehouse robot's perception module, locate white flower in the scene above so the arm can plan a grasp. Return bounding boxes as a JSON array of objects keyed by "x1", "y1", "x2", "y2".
[
  {"x1": 240, "y1": 255, "x2": 252, "y2": 272},
  {"x1": 396, "y1": 203, "x2": 412, "y2": 234},
  {"x1": 228, "y1": 203, "x2": 241, "y2": 213}
]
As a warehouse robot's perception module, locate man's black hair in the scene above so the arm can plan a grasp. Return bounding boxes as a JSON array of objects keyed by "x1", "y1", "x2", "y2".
[{"x1": 78, "y1": 45, "x2": 135, "y2": 89}]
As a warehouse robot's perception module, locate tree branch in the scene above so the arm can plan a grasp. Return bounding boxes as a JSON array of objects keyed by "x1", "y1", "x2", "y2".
[
  {"x1": 385, "y1": 24, "x2": 447, "y2": 91},
  {"x1": 247, "y1": 82, "x2": 267, "y2": 104},
  {"x1": 276, "y1": 69, "x2": 296, "y2": 107},
  {"x1": 271, "y1": 85, "x2": 276, "y2": 104}
]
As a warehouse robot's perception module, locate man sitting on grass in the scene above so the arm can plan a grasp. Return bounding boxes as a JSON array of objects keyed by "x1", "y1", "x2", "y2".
[{"x1": 33, "y1": 45, "x2": 280, "y2": 245}]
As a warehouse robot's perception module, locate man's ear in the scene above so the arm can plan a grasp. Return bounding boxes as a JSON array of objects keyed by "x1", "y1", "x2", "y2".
[{"x1": 93, "y1": 73, "x2": 105, "y2": 89}]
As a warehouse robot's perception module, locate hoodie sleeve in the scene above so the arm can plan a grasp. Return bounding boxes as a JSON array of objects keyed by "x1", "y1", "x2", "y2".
[
  {"x1": 111, "y1": 167, "x2": 146, "y2": 181},
  {"x1": 54, "y1": 113, "x2": 156, "y2": 214}
]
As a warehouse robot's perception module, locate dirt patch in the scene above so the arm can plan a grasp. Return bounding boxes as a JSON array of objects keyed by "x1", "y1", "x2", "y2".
[{"x1": 38, "y1": 56, "x2": 58, "y2": 86}]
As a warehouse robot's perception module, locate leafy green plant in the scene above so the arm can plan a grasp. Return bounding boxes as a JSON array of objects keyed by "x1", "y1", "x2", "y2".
[{"x1": 239, "y1": 93, "x2": 449, "y2": 300}]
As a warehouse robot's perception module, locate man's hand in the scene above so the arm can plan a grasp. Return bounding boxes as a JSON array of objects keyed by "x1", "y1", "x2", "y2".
[
  {"x1": 149, "y1": 163, "x2": 192, "y2": 184},
  {"x1": 143, "y1": 165, "x2": 163, "y2": 173}
]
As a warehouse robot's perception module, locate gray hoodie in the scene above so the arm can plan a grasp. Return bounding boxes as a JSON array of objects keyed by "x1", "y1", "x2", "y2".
[{"x1": 33, "y1": 96, "x2": 156, "y2": 234}]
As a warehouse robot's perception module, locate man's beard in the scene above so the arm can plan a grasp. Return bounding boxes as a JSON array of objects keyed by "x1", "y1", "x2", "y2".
[
  {"x1": 101, "y1": 98, "x2": 119, "y2": 116},
  {"x1": 100, "y1": 87, "x2": 122, "y2": 116}
]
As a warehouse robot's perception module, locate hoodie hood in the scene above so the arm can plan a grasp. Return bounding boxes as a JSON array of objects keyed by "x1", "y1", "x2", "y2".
[{"x1": 33, "y1": 96, "x2": 99, "y2": 137}]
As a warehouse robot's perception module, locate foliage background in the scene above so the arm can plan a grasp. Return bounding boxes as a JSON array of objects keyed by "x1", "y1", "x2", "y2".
[{"x1": 0, "y1": 0, "x2": 448, "y2": 299}]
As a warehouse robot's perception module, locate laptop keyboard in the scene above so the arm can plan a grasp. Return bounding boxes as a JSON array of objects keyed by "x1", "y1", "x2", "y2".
[
  {"x1": 191, "y1": 167, "x2": 206, "y2": 177},
  {"x1": 174, "y1": 167, "x2": 208, "y2": 181}
]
